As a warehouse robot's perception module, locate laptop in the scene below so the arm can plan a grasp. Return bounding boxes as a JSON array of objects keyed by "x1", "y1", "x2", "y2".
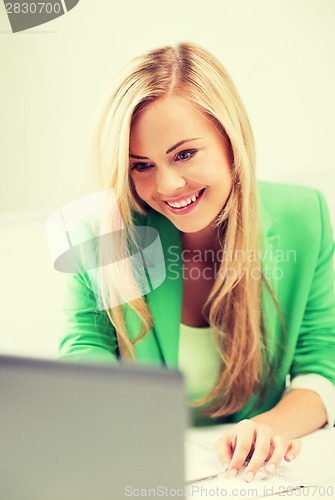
[{"x1": 0, "y1": 354, "x2": 187, "y2": 500}]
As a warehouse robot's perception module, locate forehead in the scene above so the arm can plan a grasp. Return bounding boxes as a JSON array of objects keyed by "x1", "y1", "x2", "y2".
[{"x1": 129, "y1": 96, "x2": 215, "y2": 151}]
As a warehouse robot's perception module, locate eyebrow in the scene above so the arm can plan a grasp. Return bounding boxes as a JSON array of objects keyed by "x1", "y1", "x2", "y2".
[{"x1": 129, "y1": 138, "x2": 201, "y2": 159}]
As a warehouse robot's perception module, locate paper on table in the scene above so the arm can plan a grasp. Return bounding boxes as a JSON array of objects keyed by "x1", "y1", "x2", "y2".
[
  {"x1": 185, "y1": 426, "x2": 335, "y2": 498},
  {"x1": 185, "y1": 432, "x2": 301, "y2": 499}
]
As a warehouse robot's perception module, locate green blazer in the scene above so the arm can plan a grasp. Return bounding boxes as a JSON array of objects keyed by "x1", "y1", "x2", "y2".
[{"x1": 59, "y1": 181, "x2": 335, "y2": 422}]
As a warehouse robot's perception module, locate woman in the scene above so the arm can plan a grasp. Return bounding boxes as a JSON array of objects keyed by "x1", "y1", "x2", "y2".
[{"x1": 60, "y1": 41, "x2": 335, "y2": 482}]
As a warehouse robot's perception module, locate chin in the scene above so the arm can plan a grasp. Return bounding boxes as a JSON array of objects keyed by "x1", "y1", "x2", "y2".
[{"x1": 174, "y1": 221, "x2": 209, "y2": 234}]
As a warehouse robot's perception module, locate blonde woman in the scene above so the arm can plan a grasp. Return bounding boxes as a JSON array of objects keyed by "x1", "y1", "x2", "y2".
[{"x1": 60, "y1": 41, "x2": 335, "y2": 482}]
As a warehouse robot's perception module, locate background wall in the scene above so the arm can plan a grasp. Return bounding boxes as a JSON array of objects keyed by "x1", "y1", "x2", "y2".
[
  {"x1": 0, "y1": 0, "x2": 334, "y2": 358},
  {"x1": 1, "y1": 0, "x2": 335, "y2": 214}
]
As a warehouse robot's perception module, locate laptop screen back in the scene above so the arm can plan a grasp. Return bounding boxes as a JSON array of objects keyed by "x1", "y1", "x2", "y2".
[{"x1": 0, "y1": 355, "x2": 187, "y2": 500}]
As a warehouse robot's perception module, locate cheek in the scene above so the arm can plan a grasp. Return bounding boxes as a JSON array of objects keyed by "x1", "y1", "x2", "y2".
[
  {"x1": 213, "y1": 156, "x2": 233, "y2": 181},
  {"x1": 131, "y1": 177, "x2": 151, "y2": 201}
]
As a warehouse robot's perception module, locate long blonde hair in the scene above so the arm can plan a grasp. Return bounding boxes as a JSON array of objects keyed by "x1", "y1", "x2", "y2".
[{"x1": 94, "y1": 41, "x2": 286, "y2": 418}]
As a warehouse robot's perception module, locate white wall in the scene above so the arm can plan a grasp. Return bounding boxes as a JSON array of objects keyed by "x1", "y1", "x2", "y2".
[
  {"x1": 1, "y1": 0, "x2": 334, "y2": 214},
  {"x1": 0, "y1": 0, "x2": 334, "y2": 359}
]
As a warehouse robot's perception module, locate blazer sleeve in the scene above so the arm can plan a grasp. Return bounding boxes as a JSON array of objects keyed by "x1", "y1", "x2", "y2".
[
  {"x1": 59, "y1": 270, "x2": 119, "y2": 364},
  {"x1": 290, "y1": 190, "x2": 335, "y2": 384}
]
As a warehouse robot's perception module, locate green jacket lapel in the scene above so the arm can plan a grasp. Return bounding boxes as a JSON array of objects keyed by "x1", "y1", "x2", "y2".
[{"x1": 259, "y1": 197, "x2": 281, "y2": 364}]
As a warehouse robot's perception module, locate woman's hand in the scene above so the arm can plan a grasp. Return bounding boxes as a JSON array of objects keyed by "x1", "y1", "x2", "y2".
[{"x1": 213, "y1": 419, "x2": 302, "y2": 482}]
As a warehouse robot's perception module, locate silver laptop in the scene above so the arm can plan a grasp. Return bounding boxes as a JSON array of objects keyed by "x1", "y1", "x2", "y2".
[{"x1": 0, "y1": 355, "x2": 187, "y2": 500}]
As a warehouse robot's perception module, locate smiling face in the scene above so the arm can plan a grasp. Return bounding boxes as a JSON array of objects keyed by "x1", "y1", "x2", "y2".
[{"x1": 129, "y1": 95, "x2": 233, "y2": 237}]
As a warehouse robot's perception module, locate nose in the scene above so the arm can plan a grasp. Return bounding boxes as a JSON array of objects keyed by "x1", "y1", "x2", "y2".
[{"x1": 156, "y1": 166, "x2": 186, "y2": 197}]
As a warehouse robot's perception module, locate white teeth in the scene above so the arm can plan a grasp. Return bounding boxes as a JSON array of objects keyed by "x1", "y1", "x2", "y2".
[{"x1": 167, "y1": 190, "x2": 202, "y2": 208}]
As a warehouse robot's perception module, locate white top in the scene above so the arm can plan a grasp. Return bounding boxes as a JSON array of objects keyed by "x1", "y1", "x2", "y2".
[
  {"x1": 178, "y1": 322, "x2": 221, "y2": 403},
  {"x1": 179, "y1": 323, "x2": 335, "y2": 427}
]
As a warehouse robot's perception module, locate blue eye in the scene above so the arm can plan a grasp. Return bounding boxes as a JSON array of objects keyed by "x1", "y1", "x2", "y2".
[{"x1": 176, "y1": 150, "x2": 197, "y2": 161}]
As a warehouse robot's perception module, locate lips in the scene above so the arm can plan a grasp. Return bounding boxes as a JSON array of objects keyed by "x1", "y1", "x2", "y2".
[{"x1": 164, "y1": 188, "x2": 206, "y2": 215}]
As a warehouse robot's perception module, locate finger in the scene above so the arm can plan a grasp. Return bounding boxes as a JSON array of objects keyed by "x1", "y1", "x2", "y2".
[
  {"x1": 214, "y1": 432, "x2": 236, "y2": 471},
  {"x1": 264, "y1": 441, "x2": 275, "y2": 462},
  {"x1": 284, "y1": 439, "x2": 302, "y2": 462},
  {"x1": 242, "y1": 429, "x2": 272, "y2": 482},
  {"x1": 264, "y1": 436, "x2": 289, "y2": 475},
  {"x1": 227, "y1": 430, "x2": 255, "y2": 478}
]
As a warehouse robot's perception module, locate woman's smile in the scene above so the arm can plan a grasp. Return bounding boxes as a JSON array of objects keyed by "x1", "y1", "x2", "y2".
[{"x1": 163, "y1": 187, "x2": 206, "y2": 215}]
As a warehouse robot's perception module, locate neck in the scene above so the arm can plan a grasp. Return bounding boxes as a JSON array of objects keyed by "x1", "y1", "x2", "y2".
[{"x1": 181, "y1": 224, "x2": 222, "y2": 256}]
